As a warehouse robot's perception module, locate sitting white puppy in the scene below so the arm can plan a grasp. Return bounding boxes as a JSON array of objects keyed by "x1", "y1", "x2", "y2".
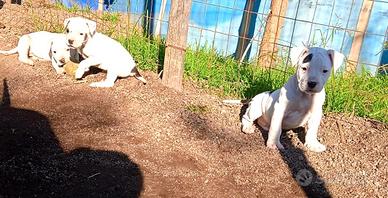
[
  {"x1": 240, "y1": 46, "x2": 344, "y2": 152},
  {"x1": 64, "y1": 17, "x2": 146, "y2": 87},
  {"x1": 0, "y1": 31, "x2": 76, "y2": 74}
]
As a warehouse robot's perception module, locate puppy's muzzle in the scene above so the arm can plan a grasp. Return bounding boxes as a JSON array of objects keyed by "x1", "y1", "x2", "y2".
[
  {"x1": 59, "y1": 58, "x2": 66, "y2": 64},
  {"x1": 307, "y1": 81, "x2": 317, "y2": 89}
]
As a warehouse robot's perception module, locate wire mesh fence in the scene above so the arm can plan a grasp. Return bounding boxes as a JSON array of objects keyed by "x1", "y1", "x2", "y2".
[
  {"x1": 1, "y1": 0, "x2": 387, "y2": 70},
  {"x1": 0, "y1": 0, "x2": 387, "y2": 121}
]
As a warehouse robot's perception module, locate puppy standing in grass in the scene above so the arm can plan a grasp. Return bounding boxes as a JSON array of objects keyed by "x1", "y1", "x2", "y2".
[
  {"x1": 226, "y1": 46, "x2": 344, "y2": 152},
  {"x1": 64, "y1": 17, "x2": 147, "y2": 87},
  {"x1": 0, "y1": 31, "x2": 76, "y2": 74}
]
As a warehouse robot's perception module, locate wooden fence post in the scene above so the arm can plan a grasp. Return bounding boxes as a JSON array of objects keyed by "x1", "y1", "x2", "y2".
[
  {"x1": 162, "y1": 0, "x2": 192, "y2": 91},
  {"x1": 347, "y1": 0, "x2": 374, "y2": 73},
  {"x1": 97, "y1": 0, "x2": 104, "y2": 13},
  {"x1": 258, "y1": 0, "x2": 288, "y2": 68}
]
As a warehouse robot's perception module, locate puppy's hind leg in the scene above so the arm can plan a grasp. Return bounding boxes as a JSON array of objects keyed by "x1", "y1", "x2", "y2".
[
  {"x1": 17, "y1": 35, "x2": 34, "y2": 65},
  {"x1": 130, "y1": 67, "x2": 147, "y2": 84},
  {"x1": 89, "y1": 71, "x2": 117, "y2": 88},
  {"x1": 241, "y1": 93, "x2": 267, "y2": 134},
  {"x1": 0, "y1": 47, "x2": 18, "y2": 55}
]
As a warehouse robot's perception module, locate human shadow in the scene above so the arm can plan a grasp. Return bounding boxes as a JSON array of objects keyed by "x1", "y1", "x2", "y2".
[
  {"x1": 0, "y1": 79, "x2": 143, "y2": 197},
  {"x1": 239, "y1": 104, "x2": 332, "y2": 197}
]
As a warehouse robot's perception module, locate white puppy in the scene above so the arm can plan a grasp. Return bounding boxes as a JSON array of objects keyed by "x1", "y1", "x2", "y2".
[
  {"x1": 0, "y1": 31, "x2": 75, "y2": 74},
  {"x1": 237, "y1": 46, "x2": 344, "y2": 152},
  {"x1": 64, "y1": 17, "x2": 147, "y2": 87}
]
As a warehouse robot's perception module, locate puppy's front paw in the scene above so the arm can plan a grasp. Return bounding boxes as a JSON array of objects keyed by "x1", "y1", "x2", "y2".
[
  {"x1": 56, "y1": 68, "x2": 65, "y2": 74},
  {"x1": 241, "y1": 124, "x2": 255, "y2": 134},
  {"x1": 89, "y1": 81, "x2": 114, "y2": 88},
  {"x1": 305, "y1": 141, "x2": 326, "y2": 152},
  {"x1": 266, "y1": 141, "x2": 284, "y2": 150},
  {"x1": 21, "y1": 59, "x2": 34, "y2": 66},
  {"x1": 241, "y1": 117, "x2": 256, "y2": 134},
  {"x1": 75, "y1": 68, "x2": 85, "y2": 79}
]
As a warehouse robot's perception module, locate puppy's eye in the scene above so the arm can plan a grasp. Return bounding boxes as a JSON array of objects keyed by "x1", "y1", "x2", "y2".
[
  {"x1": 66, "y1": 49, "x2": 70, "y2": 51},
  {"x1": 66, "y1": 29, "x2": 69, "y2": 33},
  {"x1": 302, "y1": 67, "x2": 307, "y2": 71},
  {"x1": 323, "y1": 69, "x2": 328, "y2": 73},
  {"x1": 80, "y1": 33, "x2": 84, "y2": 36},
  {"x1": 53, "y1": 51, "x2": 57, "y2": 54}
]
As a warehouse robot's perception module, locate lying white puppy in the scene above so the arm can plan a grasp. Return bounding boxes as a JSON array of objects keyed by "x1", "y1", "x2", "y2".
[
  {"x1": 0, "y1": 31, "x2": 76, "y2": 74},
  {"x1": 64, "y1": 17, "x2": 147, "y2": 87},
  {"x1": 226, "y1": 46, "x2": 344, "y2": 152}
]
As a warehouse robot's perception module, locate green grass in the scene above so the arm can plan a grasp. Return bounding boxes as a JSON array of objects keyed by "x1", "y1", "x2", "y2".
[
  {"x1": 53, "y1": 1, "x2": 90, "y2": 13},
  {"x1": 114, "y1": 32, "x2": 386, "y2": 123},
  {"x1": 185, "y1": 104, "x2": 210, "y2": 115},
  {"x1": 116, "y1": 33, "x2": 165, "y2": 72},
  {"x1": 185, "y1": 46, "x2": 387, "y2": 122},
  {"x1": 184, "y1": 46, "x2": 293, "y2": 98},
  {"x1": 101, "y1": 12, "x2": 120, "y2": 24},
  {"x1": 325, "y1": 70, "x2": 388, "y2": 123},
  {"x1": 30, "y1": 13, "x2": 64, "y2": 33},
  {"x1": 28, "y1": 2, "x2": 387, "y2": 123}
]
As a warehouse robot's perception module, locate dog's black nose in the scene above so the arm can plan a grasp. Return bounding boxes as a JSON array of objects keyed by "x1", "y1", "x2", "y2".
[
  {"x1": 68, "y1": 39, "x2": 74, "y2": 45},
  {"x1": 307, "y1": 81, "x2": 317, "y2": 88}
]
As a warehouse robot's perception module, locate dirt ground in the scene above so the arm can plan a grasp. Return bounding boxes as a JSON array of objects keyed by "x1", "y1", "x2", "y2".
[{"x1": 0, "y1": 2, "x2": 387, "y2": 198}]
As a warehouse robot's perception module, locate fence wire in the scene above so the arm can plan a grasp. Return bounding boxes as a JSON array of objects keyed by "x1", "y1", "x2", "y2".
[{"x1": 0, "y1": 0, "x2": 387, "y2": 96}]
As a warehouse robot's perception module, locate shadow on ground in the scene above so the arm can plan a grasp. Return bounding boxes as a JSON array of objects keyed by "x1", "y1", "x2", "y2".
[
  {"x1": 0, "y1": 79, "x2": 143, "y2": 197},
  {"x1": 238, "y1": 102, "x2": 331, "y2": 197},
  {"x1": 279, "y1": 128, "x2": 331, "y2": 197},
  {"x1": 181, "y1": 109, "x2": 255, "y2": 153}
]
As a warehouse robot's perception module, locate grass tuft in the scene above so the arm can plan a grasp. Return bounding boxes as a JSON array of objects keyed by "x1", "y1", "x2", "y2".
[{"x1": 186, "y1": 104, "x2": 210, "y2": 115}]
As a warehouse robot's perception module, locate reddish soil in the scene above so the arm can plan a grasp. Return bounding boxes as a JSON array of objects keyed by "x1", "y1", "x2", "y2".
[{"x1": 0, "y1": 2, "x2": 387, "y2": 198}]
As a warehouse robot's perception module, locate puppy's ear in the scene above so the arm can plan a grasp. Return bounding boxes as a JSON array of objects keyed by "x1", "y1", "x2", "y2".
[
  {"x1": 48, "y1": 41, "x2": 53, "y2": 58},
  {"x1": 290, "y1": 46, "x2": 308, "y2": 66},
  {"x1": 64, "y1": 18, "x2": 71, "y2": 31},
  {"x1": 327, "y1": 49, "x2": 345, "y2": 73},
  {"x1": 85, "y1": 19, "x2": 97, "y2": 37}
]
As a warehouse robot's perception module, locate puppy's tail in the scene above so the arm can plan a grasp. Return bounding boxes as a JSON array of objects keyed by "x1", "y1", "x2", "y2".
[
  {"x1": 131, "y1": 67, "x2": 147, "y2": 85},
  {"x1": 0, "y1": 47, "x2": 18, "y2": 55},
  {"x1": 222, "y1": 99, "x2": 250, "y2": 105}
]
